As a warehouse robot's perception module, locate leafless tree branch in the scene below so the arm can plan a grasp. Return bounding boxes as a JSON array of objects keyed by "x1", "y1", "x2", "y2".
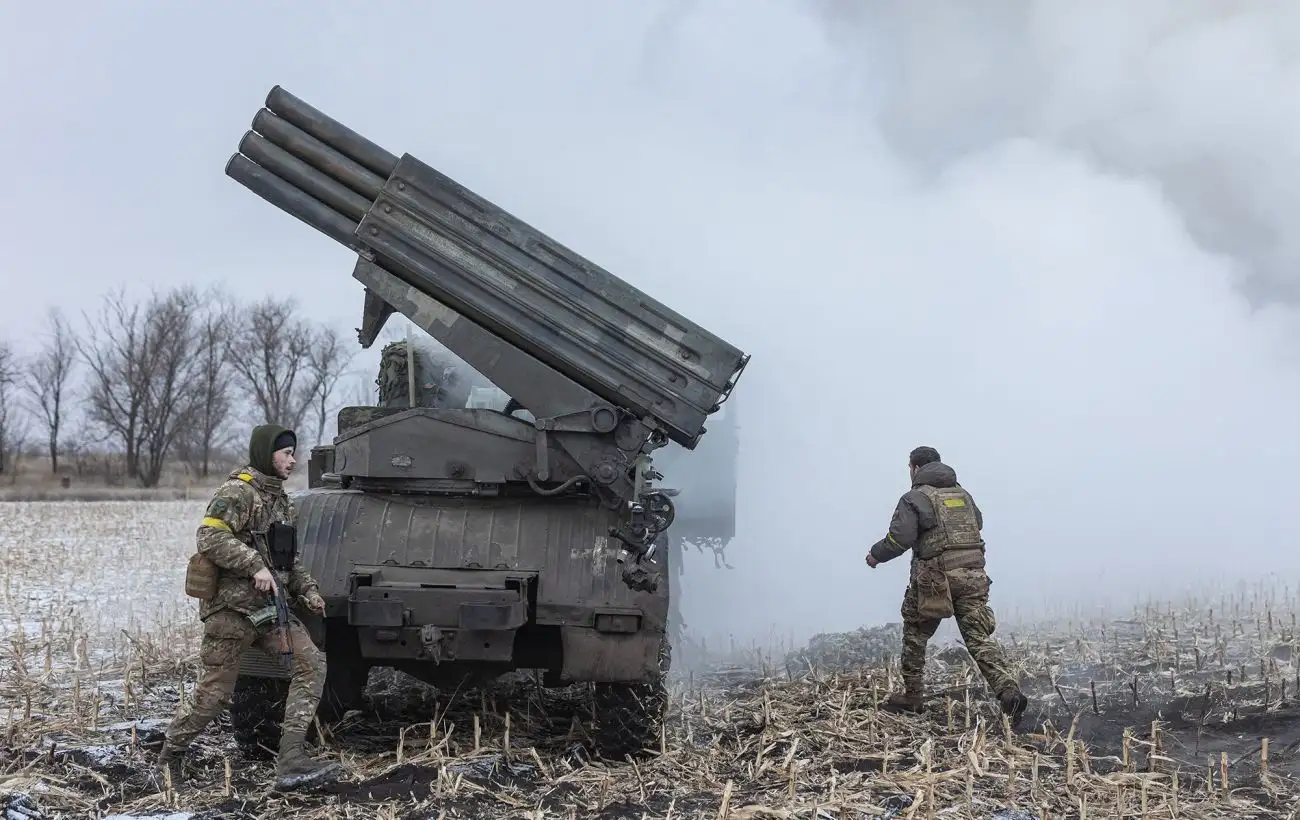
[
  {"x1": 0, "y1": 341, "x2": 28, "y2": 477},
  {"x1": 76, "y1": 287, "x2": 147, "y2": 479},
  {"x1": 225, "y1": 296, "x2": 321, "y2": 432},
  {"x1": 173, "y1": 288, "x2": 238, "y2": 477},
  {"x1": 134, "y1": 286, "x2": 205, "y2": 487},
  {"x1": 76, "y1": 286, "x2": 206, "y2": 486},
  {"x1": 22, "y1": 307, "x2": 78, "y2": 473},
  {"x1": 306, "y1": 324, "x2": 355, "y2": 449}
]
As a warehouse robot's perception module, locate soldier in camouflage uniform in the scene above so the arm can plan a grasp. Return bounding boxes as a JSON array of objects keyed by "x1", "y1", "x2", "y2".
[
  {"x1": 865, "y1": 446, "x2": 1028, "y2": 722},
  {"x1": 156, "y1": 424, "x2": 342, "y2": 791}
]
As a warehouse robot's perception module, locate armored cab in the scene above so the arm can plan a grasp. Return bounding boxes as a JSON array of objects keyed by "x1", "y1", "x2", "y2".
[{"x1": 220, "y1": 87, "x2": 748, "y2": 759}]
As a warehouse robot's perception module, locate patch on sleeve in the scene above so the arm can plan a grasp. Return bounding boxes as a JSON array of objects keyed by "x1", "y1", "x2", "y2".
[{"x1": 206, "y1": 497, "x2": 230, "y2": 518}]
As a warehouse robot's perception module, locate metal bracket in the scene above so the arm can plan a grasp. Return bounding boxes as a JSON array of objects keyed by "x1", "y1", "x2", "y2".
[
  {"x1": 420, "y1": 625, "x2": 443, "y2": 663},
  {"x1": 357, "y1": 287, "x2": 396, "y2": 348},
  {"x1": 531, "y1": 407, "x2": 620, "y2": 481}
]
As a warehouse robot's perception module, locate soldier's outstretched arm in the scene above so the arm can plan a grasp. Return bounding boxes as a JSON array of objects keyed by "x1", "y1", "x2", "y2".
[
  {"x1": 868, "y1": 494, "x2": 921, "y2": 564},
  {"x1": 197, "y1": 484, "x2": 265, "y2": 576}
]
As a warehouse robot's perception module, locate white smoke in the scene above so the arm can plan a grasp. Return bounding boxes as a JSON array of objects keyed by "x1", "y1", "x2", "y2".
[
  {"x1": 811, "y1": 0, "x2": 1300, "y2": 309},
  {"x1": 598, "y1": 0, "x2": 1300, "y2": 646}
]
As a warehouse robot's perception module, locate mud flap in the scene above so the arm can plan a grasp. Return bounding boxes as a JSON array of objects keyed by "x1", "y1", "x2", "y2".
[
  {"x1": 558, "y1": 626, "x2": 661, "y2": 683},
  {"x1": 591, "y1": 632, "x2": 671, "y2": 760}
]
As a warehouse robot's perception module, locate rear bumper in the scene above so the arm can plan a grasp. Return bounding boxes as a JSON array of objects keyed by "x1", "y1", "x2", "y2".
[
  {"x1": 236, "y1": 568, "x2": 663, "y2": 684},
  {"x1": 236, "y1": 622, "x2": 662, "y2": 684}
]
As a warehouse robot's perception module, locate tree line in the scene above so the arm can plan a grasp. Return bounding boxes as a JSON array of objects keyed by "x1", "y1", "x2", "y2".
[{"x1": 0, "y1": 286, "x2": 360, "y2": 487}]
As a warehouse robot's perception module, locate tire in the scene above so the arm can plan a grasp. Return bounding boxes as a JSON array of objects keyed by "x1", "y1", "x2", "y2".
[
  {"x1": 229, "y1": 675, "x2": 288, "y2": 758},
  {"x1": 316, "y1": 620, "x2": 371, "y2": 724},
  {"x1": 592, "y1": 635, "x2": 670, "y2": 760}
]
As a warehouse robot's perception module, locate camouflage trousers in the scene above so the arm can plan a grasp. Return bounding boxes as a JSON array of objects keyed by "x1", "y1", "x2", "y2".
[
  {"x1": 164, "y1": 609, "x2": 325, "y2": 750},
  {"x1": 899, "y1": 567, "x2": 1018, "y2": 697}
]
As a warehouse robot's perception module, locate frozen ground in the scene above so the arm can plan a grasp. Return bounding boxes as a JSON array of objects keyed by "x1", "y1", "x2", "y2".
[
  {"x1": 2, "y1": 501, "x2": 1299, "y2": 819},
  {"x1": 0, "y1": 501, "x2": 206, "y2": 651}
]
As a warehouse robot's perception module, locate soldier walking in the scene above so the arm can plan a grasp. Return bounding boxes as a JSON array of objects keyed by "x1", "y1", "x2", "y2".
[
  {"x1": 865, "y1": 446, "x2": 1028, "y2": 722},
  {"x1": 156, "y1": 424, "x2": 342, "y2": 791}
]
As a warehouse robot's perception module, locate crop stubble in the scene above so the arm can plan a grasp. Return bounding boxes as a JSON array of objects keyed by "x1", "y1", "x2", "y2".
[{"x1": 1, "y1": 501, "x2": 1298, "y2": 819}]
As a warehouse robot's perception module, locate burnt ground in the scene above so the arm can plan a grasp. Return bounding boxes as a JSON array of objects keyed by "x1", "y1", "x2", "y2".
[
  {"x1": 1010, "y1": 619, "x2": 1300, "y2": 787},
  {"x1": 1020, "y1": 670, "x2": 1300, "y2": 780}
]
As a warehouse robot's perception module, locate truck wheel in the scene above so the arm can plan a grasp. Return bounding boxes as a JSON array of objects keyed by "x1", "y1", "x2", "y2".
[
  {"x1": 229, "y1": 675, "x2": 287, "y2": 757},
  {"x1": 592, "y1": 635, "x2": 670, "y2": 760},
  {"x1": 317, "y1": 620, "x2": 371, "y2": 723}
]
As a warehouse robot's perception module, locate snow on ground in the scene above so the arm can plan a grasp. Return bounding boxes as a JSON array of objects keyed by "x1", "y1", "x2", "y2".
[{"x1": 0, "y1": 501, "x2": 207, "y2": 669}]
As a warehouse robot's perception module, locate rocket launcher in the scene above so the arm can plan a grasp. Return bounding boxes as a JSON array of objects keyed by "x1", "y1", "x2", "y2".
[{"x1": 223, "y1": 86, "x2": 749, "y2": 557}]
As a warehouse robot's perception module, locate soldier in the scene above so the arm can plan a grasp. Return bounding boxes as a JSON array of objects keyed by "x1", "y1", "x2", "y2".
[
  {"x1": 865, "y1": 446, "x2": 1028, "y2": 722},
  {"x1": 156, "y1": 424, "x2": 342, "y2": 791}
]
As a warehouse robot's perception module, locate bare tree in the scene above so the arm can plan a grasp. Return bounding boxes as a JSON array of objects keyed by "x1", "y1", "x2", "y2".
[
  {"x1": 134, "y1": 287, "x2": 204, "y2": 487},
  {"x1": 177, "y1": 291, "x2": 237, "y2": 477},
  {"x1": 78, "y1": 286, "x2": 205, "y2": 486},
  {"x1": 225, "y1": 296, "x2": 320, "y2": 431},
  {"x1": 61, "y1": 426, "x2": 92, "y2": 479},
  {"x1": 22, "y1": 308, "x2": 77, "y2": 473},
  {"x1": 78, "y1": 288, "x2": 148, "y2": 479},
  {"x1": 306, "y1": 324, "x2": 354, "y2": 449},
  {"x1": 0, "y1": 341, "x2": 24, "y2": 476}
]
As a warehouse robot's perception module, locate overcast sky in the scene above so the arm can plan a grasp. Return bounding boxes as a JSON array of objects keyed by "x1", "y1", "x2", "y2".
[{"x1": 4, "y1": 1, "x2": 1300, "y2": 646}]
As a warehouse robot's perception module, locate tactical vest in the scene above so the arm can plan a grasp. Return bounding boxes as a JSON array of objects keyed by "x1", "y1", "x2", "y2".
[{"x1": 913, "y1": 485, "x2": 984, "y2": 562}]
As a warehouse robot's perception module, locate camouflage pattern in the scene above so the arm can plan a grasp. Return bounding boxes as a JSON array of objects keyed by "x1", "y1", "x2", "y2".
[
  {"x1": 336, "y1": 406, "x2": 403, "y2": 434},
  {"x1": 899, "y1": 567, "x2": 1018, "y2": 696},
  {"x1": 868, "y1": 461, "x2": 987, "y2": 571},
  {"x1": 195, "y1": 465, "x2": 319, "y2": 621},
  {"x1": 913, "y1": 484, "x2": 984, "y2": 562},
  {"x1": 376, "y1": 339, "x2": 464, "y2": 408},
  {"x1": 163, "y1": 440, "x2": 329, "y2": 757},
  {"x1": 870, "y1": 460, "x2": 1021, "y2": 706},
  {"x1": 164, "y1": 609, "x2": 326, "y2": 749}
]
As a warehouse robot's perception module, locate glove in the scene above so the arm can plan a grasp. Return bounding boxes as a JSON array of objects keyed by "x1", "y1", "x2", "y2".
[{"x1": 301, "y1": 591, "x2": 326, "y2": 614}]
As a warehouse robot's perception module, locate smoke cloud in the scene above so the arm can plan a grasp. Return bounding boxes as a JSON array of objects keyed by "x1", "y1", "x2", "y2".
[
  {"x1": 638, "y1": 0, "x2": 1300, "y2": 645},
  {"x1": 3, "y1": 1, "x2": 1299, "y2": 649}
]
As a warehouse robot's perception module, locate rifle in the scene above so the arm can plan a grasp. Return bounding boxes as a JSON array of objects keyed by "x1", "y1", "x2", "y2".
[
  {"x1": 269, "y1": 572, "x2": 292, "y2": 672},
  {"x1": 249, "y1": 523, "x2": 298, "y2": 672}
]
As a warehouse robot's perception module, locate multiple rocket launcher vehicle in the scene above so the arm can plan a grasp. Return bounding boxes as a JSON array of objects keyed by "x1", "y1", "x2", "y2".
[{"x1": 220, "y1": 86, "x2": 748, "y2": 757}]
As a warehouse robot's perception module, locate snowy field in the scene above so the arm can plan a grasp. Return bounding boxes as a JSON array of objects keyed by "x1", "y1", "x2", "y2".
[{"x1": 0, "y1": 501, "x2": 208, "y2": 667}]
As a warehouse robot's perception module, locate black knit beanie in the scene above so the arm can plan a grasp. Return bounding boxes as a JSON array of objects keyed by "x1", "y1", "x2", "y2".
[{"x1": 249, "y1": 424, "x2": 296, "y2": 475}]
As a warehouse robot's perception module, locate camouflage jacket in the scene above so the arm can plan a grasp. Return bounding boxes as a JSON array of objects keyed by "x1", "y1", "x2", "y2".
[
  {"x1": 868, "y1": 461, "x2": 986, "y2": 571},
  {"x1": 195, "y1": 465, "x2": 320, "y2": 621}
]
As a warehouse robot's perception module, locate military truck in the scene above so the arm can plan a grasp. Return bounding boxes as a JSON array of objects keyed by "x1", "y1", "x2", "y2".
[{"x1": 219, "y1": 86, "x2": 749, "y2": 760}]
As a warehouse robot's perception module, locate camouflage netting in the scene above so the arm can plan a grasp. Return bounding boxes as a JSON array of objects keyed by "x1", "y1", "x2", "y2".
[
  {"x1": 375, "y1": 340, "x2": 468, "y2": 409},
  {"x1": 784, "y1": 623, "x2": 905, "y2": 674}
]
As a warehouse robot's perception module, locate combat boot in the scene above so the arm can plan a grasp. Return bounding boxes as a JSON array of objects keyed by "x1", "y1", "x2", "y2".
[
  {"x1": 881, "y1": 677, "x2": 924, "y2": 713},
  {"x1": 272, "y1": 730, "x2": 342, "y2": 792},
  {"x1": 998, "y1": 685, "x2": 1028, "y2": 726},
  {"x1": 152, "y1": 740, "x2": 187, "y2": 788}
]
